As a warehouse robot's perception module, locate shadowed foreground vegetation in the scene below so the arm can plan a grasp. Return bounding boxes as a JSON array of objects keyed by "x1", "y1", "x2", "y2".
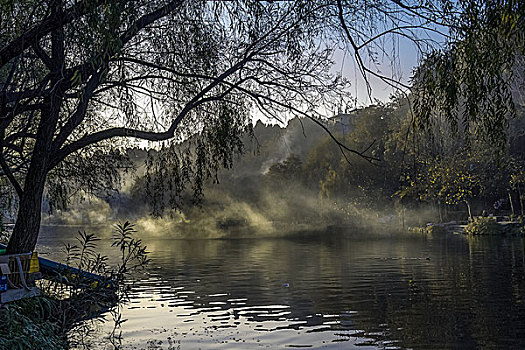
[
  {"x1": 0, "y1": 297, "x2": 67, "y2": 349},
  {"x1": 0, "y1": 222, "x2": 148, "y2": 349}
]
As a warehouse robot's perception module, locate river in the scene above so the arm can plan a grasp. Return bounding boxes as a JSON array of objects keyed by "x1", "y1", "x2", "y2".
[{"x1": 36, "y1": 225, "x2": 525, "y2": 349}]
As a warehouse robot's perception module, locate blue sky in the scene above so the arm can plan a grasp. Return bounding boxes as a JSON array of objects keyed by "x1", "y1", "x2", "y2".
[{"x1": 336, "y1": 32, "x2": 440, "y2": 107}]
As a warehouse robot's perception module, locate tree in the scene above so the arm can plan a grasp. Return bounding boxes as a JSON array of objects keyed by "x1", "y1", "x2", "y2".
[
  {"x1": 412, "y1": 0, "x2": 525, "y2": 149},
  {"x1": 1, "y1": 0, "x2": 443, "y2": 253},
  {"x1": 4, "y1": 0, "x2": 500, "y2": 253},
  {"x1": 302, "y1": 99, "x2": 409, "y2": 209},
  {"x1": 398, "y1": 155, "x2": 482, "y2": 220}
]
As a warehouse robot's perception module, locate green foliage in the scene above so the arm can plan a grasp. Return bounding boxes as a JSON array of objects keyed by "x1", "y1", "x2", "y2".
[
  {"x1": 57, "y1": 221, "x2": 149, "y2": 289},
  {"x1": 265, "y1": 154, "x2": 304, "y2": 186},
  {"x1": 399, "y1": 154, "x2": 481, "y2": 207},
  {"x1": 46, "y1": 149, "x2": 133, "y2": 212},
  {"x1": 22, "y1": 221, "x2": 150, "y2": 348},
  {"x1": 302, "y1": 99, "x2": 409, "y2": 209},
  {"x1": 0, "y1": 296, "x2": 67, "y2": 350},
  {"x1": 0, "y1": 0, "x2": 524, "y2": 252},
  {"x1": 112, "y1": 221, "x2": 150, "y2": 279},
  {"x1": 413, "y1": 1, "x2": 524, "y2": 150},
  {"x1": 143, "y1": 104, "x2": 253, "y2": 216},
  {"x1": 465, "y1": 216, "x2": 501, "y2": 235},
  {"x1": 2, "y1": 0, "x2": 358, "y2": 252},
  {"x1": 395, "y1": 80, "x2": 525, "y2": 220}
]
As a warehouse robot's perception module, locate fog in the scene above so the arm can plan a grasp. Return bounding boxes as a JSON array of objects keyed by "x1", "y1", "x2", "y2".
[{"x1": 42, "y1": 116, "x2": 439, "y2": 238}]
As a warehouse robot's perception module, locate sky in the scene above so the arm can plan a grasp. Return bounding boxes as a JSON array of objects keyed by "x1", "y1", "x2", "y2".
[
  {"x1": 333, "y1": 5, "x2": 450, "y2": 109},
  {"x1": 338, "y1": 41, "x2": 420, "y2": 106},
  {"x1": 251, "y1": 32, "x2": 436, "y2": 127},
  {"x1": 336, "y1": 30, "x2": 441, "y2": 108}
]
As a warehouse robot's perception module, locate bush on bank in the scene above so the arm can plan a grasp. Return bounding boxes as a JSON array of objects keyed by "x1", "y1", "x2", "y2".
[
  {"x1": 0, "y1": 296, "x2": 66, "y2": 350},
  {"x1": 465, "y1": 216, "x2": 501, "y2": 235},
  {"x1": 0, "y1": 221, "x2": 148, "y2": 350}
]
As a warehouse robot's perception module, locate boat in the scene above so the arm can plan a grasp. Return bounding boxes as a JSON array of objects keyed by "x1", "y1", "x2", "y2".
[
  {"x1": 0, "y1": 243, "x2": 114, "y2": 306},
  {"x1": 0, "y1": 249, "x2": 41, "y2": 305}
]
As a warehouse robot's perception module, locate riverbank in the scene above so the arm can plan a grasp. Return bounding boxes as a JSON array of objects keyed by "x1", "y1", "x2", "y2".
[
  {"x1": 0, "y1": 221, "x2": 149, "y2": 349},
  {"x1": 410, "y1": 215, "x2": 525, "y2": 236}
]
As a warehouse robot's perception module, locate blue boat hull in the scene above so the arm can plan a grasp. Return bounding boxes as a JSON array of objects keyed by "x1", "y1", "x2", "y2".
[{"x1": 0, "y1": 243, "x2": 115, "y2": 289}]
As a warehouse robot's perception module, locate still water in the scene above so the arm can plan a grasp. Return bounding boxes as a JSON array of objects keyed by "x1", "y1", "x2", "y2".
[{"x1": 37, "y1": 226, "x2": 525, "y2": 349}]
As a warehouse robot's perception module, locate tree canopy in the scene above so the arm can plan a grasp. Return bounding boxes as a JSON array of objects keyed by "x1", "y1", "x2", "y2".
[
  {"x1": 1, "y1": 0, "x2": 523, "y2": 252},
  {"x1": 413, "y1": 0, "x2": 525, "y2": 149}
]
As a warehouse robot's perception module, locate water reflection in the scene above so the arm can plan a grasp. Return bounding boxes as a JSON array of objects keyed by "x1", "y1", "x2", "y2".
[{"x1": 37, "y1": 227, "x2": 525, "y2": 349}]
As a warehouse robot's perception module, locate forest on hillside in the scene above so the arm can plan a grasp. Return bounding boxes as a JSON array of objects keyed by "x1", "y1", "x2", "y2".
[{"x1": 18, "y1": 93, "x2": 523, "y2": 237}]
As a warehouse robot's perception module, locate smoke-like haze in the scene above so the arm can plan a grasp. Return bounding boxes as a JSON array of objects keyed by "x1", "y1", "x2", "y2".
[
  {"x1": 41, "y1": 117, "x2": 440, "y2": 238},
  {"x1": 42, "y1": 193, "x2": 113, "y2": 225}
]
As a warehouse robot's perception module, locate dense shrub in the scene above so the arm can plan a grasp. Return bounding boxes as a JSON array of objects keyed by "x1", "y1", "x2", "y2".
[
  {"x1": 0, "y1": 297, "x2": 66, "y2": 350},
  {"x1": 464, "y1": 216, "x2": 501, "y2": 235}
]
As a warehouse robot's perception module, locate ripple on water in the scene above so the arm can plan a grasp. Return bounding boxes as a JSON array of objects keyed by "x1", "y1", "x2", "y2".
[{"x1": 36, "y1": 228, "x2": 525, "y2": 350}]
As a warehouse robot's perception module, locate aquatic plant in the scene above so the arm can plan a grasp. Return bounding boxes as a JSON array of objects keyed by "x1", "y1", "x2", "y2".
[{"x1": 112, "y1": 221, "x2": 150, "y2": 280}]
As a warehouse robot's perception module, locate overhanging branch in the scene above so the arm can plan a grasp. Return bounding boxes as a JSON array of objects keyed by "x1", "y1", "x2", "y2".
[
  {"x1": 0, "y1": 0, "x2": 105, "y2": 69},
  {"x1": 0, "y1": 155, "x2": 23, "y2": 197}
]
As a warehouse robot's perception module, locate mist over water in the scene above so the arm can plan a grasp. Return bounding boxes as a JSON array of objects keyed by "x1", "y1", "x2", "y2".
[
  {"x1": 41, "y1": 181, "x2": 438, "y2": 240},
  {"x1": 41, "y1": 187, "x2": 422, "y2": 240},
  {"x1": 41, "y1": 117, "x2": 426, "y2": 239},
  {"x1": 35, "y1": 113, "x2": 449, "y2": 245}
]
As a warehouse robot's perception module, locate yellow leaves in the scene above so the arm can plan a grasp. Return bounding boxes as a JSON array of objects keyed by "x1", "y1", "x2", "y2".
[{"x1": 71, "y1": 70, "x2": 82, "y2": 86}]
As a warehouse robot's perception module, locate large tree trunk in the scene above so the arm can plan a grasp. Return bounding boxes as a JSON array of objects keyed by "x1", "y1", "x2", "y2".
[
  {"x1": 6, "y1": 4, "x2": 64, "y2": 254},
  {"x1": 6, "y1": 170, "x2": 47, "y2": 253},
  {"x1": 6, "y1": 110, "x2": 57, "y2": 253},
  {"x1": 7, "y1": 95, "x2": 63, "y2": 255},
  {"x1": 6, "y1": 105, "x2": 58, "y2": 253},
  {"x1": 6, "y1": 99, "x2": 60, "y2": 254}
]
